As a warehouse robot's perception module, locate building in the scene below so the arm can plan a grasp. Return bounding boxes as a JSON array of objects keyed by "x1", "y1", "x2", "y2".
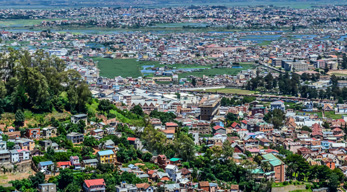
[
  {"x1": 0, "y1": 150, "x2": 10, "y2": 164},
  {"x1": 165, "y1": 164, "x2": 179, "y2": 181},
  {"x1": 10, "y1": 150, "x2": 19, "y2": 163},
  {"x1": 261, "y1": 153, "x2": 285, "y2": 182},
  {"x1": 71, "y1": 114, "x2": 88, "y2": 124},
  {"x1": 66, "y1": 132, "x2": 84, "y2": 143},
  {"x1": 338, "y1": 80, "x2": 347, "y2": 88},
  {"x1": 26, "y1": 128, "x2": 40, "y2": 139},
  {"x1": 70, "y1": 156, "x2": 81, "y2": 169},
  {"x1": 97, "y1": 150, "x2": 115, "y2": 164},
  {"x1": 116, "y1": 182, "x2": 137, "y2": 192},
  {"x1": 38, "y1": 183, "x2": 57, "y2": 192},
  {"x1": 18, "y1": 149, "x2": 30, "y2": 161},
  {"x1": 57, "y1": 161, "x2": 71, "y2": 169},
  {"x1": 127, "y1": 137, "x2": 143, "y2": 150},
  {"x1": 283, "y1": 60, "x2": 308, "y2": 72},
  {"x1": 270, "y1": 100, "x2": 285, "y2": 111},
  {"x1": 199, "y1": 98, "x2": 221, "y2": 120},
  {"x1": 38, "y1": 161, "x2": 54, "y2": 172},
  {"x1": 83, "y1": 179, "x2": 106, "y2": 192},
  {"x1": 42, "y1": 127, "x2": 57, "y2": 138},
  {"x1": 83, "y1": 159, "x2": 98, "y2": 168},
  {"x1": 15, "y1": 138, "x2": 35, "y2": 151}
]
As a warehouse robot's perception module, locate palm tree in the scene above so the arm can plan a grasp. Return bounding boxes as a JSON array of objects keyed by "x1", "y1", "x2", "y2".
[{"x1": 260, "y1": 161, "x2": 271, "y2": 172}]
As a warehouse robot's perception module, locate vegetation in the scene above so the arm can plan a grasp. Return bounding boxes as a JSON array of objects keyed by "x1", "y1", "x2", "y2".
[{"x1": 0, "y1": 48, "x2": 91, "y2": 118}]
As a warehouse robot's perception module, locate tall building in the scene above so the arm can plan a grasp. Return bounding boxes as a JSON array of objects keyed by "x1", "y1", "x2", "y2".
[{"x1": 199, "y1": 97, "x2": 221, "y2": 120}]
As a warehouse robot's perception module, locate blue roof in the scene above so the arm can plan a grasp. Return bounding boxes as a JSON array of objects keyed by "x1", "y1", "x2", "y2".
[
  {"x1": 98, "y1": 150, "x2": 114, "y2": 156},
  {"x1": 39, "y1": 161, "x2": 53, "y2": 166}
]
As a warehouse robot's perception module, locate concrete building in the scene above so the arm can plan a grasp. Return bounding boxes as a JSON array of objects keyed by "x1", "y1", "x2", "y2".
[
  {"x1": 261, "y1": 153, "x2": 285, "y2": 182},
  {"x1": 38, "y1": 183, "x2": 57, "y2": 192},
  {"x1": 199, "y1": 97, "x2": 221, "y2": 120},
  {"x1": 283, "y1": 60, "x2": 308, "y2": 72},
  {"x1": 71, "y1": 114, "x2": 88, "y2": 124},
  {"x1": 66, "y1": 132, "x2": 84, "y2": 143}
]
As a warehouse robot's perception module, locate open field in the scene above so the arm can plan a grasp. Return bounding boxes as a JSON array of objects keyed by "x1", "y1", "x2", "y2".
[
  {"x1": 0, "y1": 19, "x2": 60, "y2": 27},
  {"x1": 94, "y1": 57, "x2": 256, "y2": 79},
  {"x1": 178, "y1": 64, "x2": 256, "y2": 79},
  {"x1": 94, "y1": 58, "x2": 143, "y2": 78},
  {"x1": 328, "y1": 70, "x2": 347, "y2": 76},
  {"x1": 324, "y1": 111, "x2": 343, "y2": 119},
  {"x1": 0, "y1": 170, "x2": 35, "y2": 185},
  {"x1": 200, "y1": 88, "x2": 255, "y2": 95}
]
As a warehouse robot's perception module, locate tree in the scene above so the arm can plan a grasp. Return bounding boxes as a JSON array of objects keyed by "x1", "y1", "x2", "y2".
[
  {"x1": 260, "y1": 161, "x2": 271, "y2": 172},
  {"x1": 191, "y1": 78, "x2": 196, "y2": 87},
  {"x1": 28, "y1": 172, "x2": 45, "y2": 189},
  {"x1": 130, "y1": 105, "x2": 144, "y2": 117},
  {"x1": 142, "y1": 152, "x2": 153, "y2": 162},
  {"x1": 14, "y1": 110, "x2": 25, "y2": 126},
  {"x1": 98, "y1": 99, "x2": 113, "y2": 113},
  {"x1": 78, "y1": 120, "x2": 86, "y2": 133},
  {"x1": 57, "y1": 169, "x2": 74, "y2": 189},
  {"x1": 301, "y1": 126, "x2": 312, "y2": 132},
  {"x1": 174, "y1": 134, "x2": 195, "y2": 161},
  {"x1": 222, "y1": 140, "x2": 233, "y2": 159}
]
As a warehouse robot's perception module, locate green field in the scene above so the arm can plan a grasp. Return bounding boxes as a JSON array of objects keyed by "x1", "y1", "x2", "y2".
[
  {"x1": 201, "y1": 88, "x2": 255, "y2": 95},
  {"x1": 324, "y1": 111, "x2": 343, "y2": 119},
  {"x1": 0, "y1": 19, "x2": 60, "y2": 27},
  {"x1": 178, "y1": 64, "x2": 256, "y2": 79},
  {"x1": 94, "y1": 57, "x2": 256, "y2": 79},
  {"x1": 94, "y1": 58, "x2": 143, "y2": 78}
]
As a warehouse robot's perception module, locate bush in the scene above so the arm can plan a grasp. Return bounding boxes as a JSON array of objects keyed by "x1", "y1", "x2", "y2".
[
  {"x1": 306, "y1": 184, "x2": 311, "y2": 189},
  {"x1": 283, "y1": 181, "x2": 288, "y2": 185}
]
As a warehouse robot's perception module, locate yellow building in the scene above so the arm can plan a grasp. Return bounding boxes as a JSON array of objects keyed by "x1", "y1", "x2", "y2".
[{"x1": 97, "y1": 150, "x2": 115, "y2": 164}]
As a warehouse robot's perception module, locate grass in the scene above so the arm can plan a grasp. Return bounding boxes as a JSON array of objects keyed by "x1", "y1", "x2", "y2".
[
  {"x1": 94, "y1": 57, "x2": 255, "y2": 79},
  {"x1": 324, "y1": 111, "x2": 343, "y2": 119},
  {"x1": 0, "y1": 19, "x2": 60, "y2": 27},
  {"x1": 258, "y1": 40, "x2": 272, "y2": 46},
  {"x1": 201, "y1": 88, "x2": 255, "y2": 95},
  {"x1": 178, "y1": 64, "x2": 256, "y2": 79},
  {"x1": 94, "y1": 58, "x2": 143, "y2": 78}
]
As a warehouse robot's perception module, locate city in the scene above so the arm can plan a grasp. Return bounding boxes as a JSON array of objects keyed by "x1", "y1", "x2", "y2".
[{"x1": 1, "y1": 1, "x2": 347, "y2": 192}]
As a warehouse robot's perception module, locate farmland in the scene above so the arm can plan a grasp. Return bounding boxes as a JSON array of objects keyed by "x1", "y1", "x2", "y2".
[{"x1": 94, "y1": 58, "x2": 143, "y2": 78}]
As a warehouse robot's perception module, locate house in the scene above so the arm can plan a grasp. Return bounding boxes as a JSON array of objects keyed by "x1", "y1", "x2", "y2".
[
  {"x1": 38, "y1": 183, "x2": 57, "y2": 192},
  {"x1": 18, "y1": 149, "x2": 30, "y2": 161},
  {"x1": 261, "y1": 153, "x2": 285, "y2": 182},
  {"x1": 66, "y1": 132, "x2": 84, "y2": 143},
  {"x1": 127, "y1": 137, "x2": 143, "y2": 150},
  {"x1": 213, "y1": 125, "x2": 226, "y2": 135},
  {"x1": 83, "y1": 179, "x2": 106, "y2": 192},
  {"x1": 42, "y1": 127, "x2": 57, "y2": 138},
  {"x1": 116, "y1": 182, "x2": 137, "y2": 192},
  {"x1": 71, "y1": 114, "x2": 88, "y2": 124},
  {"x1": 38, "y1": 161, "x2": 54, "y2": 172},
  {"x1": 199, "y1": 181, "x2": 210, "y2": 192},
  {"x1": 166, "y1": 164, "x2": 179, "y2": 181},
  {"x1": 70, "y1": 156, "x2": 81, "y2": 169},
  {"x1": 165, "y1": 122, "x2": 178, "y2": 130},
  {"x1": 0, "y1": 150, "x2": 10, "y2": 164},
  {"x1": 136, "y1": 183, "x2": 154, "y2": 192},
  {"x1": 270, "y1": 101, "x2": 285, "y2": 111},
  {"x1": 97, "y1": 150, "x2": 115, "y2": 164},
  {"x1": 26, "y1": 128, "x2": 40, "y2": 139},
  {"x1": 10, "y1": 150, "x2": 19, "y2": 163},
  {"x1": 230, "y1": 185, "x2": 240, "y2": 192},
  {"x1": 15, "y1": 138, "x2": 35, "y2": 151},
  {"x1": 82, "y1": 159, "x2": 98, "y2": 168},
  {"x1": 91, "y1": 129, "x2": 104, "y2": 137},
  {"x1": 57, "y1": 161, "x2": 71, "y2": 169}
]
